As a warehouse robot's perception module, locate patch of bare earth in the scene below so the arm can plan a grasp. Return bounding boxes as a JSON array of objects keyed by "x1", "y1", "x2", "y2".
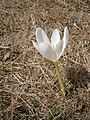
[{"x1": 0, "y1": 0, "x2": 90, "y2": 120}]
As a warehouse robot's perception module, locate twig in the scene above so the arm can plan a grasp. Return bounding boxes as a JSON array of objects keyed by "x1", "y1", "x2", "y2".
[
  {"x1": 0, "y1": 46, "x2": 9, "y2": 49},
  {"x1": 64, "y1": 56, "x2": 81, "y2": 65}
]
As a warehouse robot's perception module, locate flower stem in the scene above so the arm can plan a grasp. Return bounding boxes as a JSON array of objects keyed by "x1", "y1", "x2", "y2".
[{"x1": 53, "y1": 61, "x2": 65, "y2": 96}]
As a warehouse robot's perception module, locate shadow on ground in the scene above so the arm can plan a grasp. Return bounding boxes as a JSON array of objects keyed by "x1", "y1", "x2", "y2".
[{"x1": 66, "y1": 66, "x2": 90, "y2": 94}]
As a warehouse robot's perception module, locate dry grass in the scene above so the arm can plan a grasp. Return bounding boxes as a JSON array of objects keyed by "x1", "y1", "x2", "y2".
[{"x1": 0, "y1": 0, "x2": 90, "y2": 120}]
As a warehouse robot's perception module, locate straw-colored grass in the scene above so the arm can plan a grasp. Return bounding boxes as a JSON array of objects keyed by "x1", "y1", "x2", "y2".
[{"x1": 0, "y1": 0, "x2": 90, "y2": 119}]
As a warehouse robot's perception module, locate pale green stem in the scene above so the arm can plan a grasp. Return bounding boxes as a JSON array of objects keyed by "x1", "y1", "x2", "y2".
[{"x1": 53, "y1": 61, "x2": 65, "y2": 96}]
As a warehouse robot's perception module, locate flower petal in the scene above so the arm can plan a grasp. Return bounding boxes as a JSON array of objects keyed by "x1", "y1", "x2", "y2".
[
  {"x1": 36, "y1": 27, "x2": 50, "y2": 44},
  {"x1": 55, "y1": 41, "x2": 63, "y2": 59},
  {"x1": 32, "y1": 41, "x2": 40, "y2": 52},
  {"x1": 39, "y1": 42, "x2": 57, "y2": 61},
  {"x1": 33, "y1": 41, "x2": 57, "y2": 61},
  {"x1": 62, "y1": 26, "x2": 69, "y2": 49},
  {"x1": 51, "y1": 29, "x2": 60, "y2": 47}
]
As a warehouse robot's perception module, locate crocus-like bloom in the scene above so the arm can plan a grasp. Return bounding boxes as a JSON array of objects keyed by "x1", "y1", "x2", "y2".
[{"x1": 32, "y1": 27, "x2": 69, "y2": 62}]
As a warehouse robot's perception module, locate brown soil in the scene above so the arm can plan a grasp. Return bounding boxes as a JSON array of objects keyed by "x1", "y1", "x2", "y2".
[{"x1": 0, "y1": 0, "x2": 90, "y2": 120}]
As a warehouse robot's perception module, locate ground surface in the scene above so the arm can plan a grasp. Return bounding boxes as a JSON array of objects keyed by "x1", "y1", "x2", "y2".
[{"x1": 0, "y1": 0, "x2": 90, "y2": 120}]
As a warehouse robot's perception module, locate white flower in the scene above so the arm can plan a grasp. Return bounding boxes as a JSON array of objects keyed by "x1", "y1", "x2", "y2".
[{"x1": 32, "y1": 26, "x2": 69, "y2": 62}]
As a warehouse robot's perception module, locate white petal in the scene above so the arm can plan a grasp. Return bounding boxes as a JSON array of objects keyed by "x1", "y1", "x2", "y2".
[
  {"x1": 32, "y1": 41, "x2": 40, "y2": 52},
  {"x1": 51, "y1": 29, "x2": 60, "y2": 47},
  {"x1": 55, "y1": 41, "x2": 63, "y2": 59},
  {"x1": 62, "y1": 26, "x2": 69, "y2": 49},
  {"x1": 39, "y1": 42, "x2": 57, "y2": 61},
  {"x1": 36, "y1": 27, "x2": 50, "y2": 44}
]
